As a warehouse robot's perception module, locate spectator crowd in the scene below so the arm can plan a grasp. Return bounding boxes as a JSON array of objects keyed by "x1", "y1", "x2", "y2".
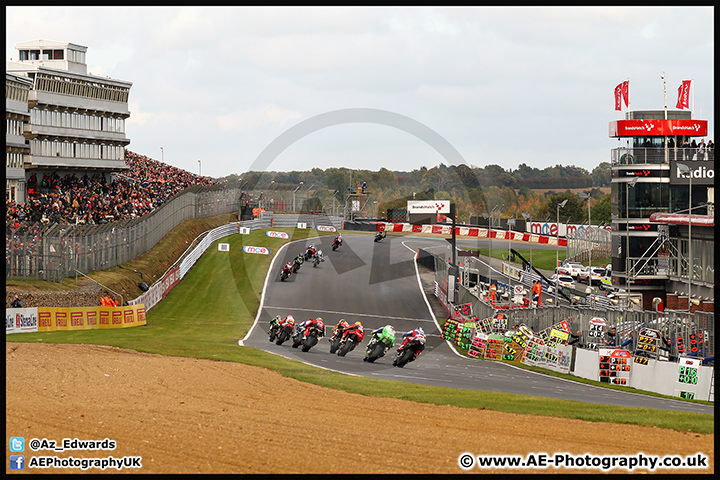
[{"x1": 6, "y1": 151, "x2": 218, "y2": 232}]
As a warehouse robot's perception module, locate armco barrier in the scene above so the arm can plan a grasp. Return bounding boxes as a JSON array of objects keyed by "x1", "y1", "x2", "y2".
[{"x1": 375, "y1": 222, "x2": 567, "y2": 247}]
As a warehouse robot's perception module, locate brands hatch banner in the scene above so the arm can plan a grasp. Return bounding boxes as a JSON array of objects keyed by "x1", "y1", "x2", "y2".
[
  {"x1": 407, "y1": 200, "x2": 450, "y2": 214},
  {"x1": 6, "y1": 304, "x2": 147, "y2": 334},
  {"x1": 609, "y1": 119, "x2": 708, "y2": 137}
]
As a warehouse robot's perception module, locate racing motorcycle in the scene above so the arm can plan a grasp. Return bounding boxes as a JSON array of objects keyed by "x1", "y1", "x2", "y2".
[
  {"x1": 280, "y1": 262, "x2": 293, "y2": 281},
  {"x1": 292, "y1": 255, "x2": 304, "y2": 273},
  {"x1": 363, "y1": 326, "x2": 396, "y2": 363},
  {"x1": 268, "y1": 316, "x2": 282, "y2": 342},
  {"x1": 331, "y1": 236, "x2": 342, "y2": 251},
  {"x1": 300, "y1": 319, "x2": 325, "y2": 352},
  {"x1": 303, "y1": 244, "x2": 317, "y2": 261},
  {"x1": 374, "y1": 230, "x2": 386, "y2": 242},
  {"x1": 392, "y1": 331, "x2": 426, "y2": 368},
  {"x1": 275, "y1": 316, "x2": 296, "y2": 346},
  {"x1": 328, "y1": 321, "x2": 349, "y2": 354},
  {"x1": 336, "y1": 324, "x2": 365, "y2": 357},
  {"x1": 312, "y1": 250, "x2": 324, "y2": 267}
]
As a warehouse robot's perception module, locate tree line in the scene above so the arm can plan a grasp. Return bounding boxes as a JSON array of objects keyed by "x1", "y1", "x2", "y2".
[{"x1": 220, "y1": 162, "x2": 612, "y2": 226}]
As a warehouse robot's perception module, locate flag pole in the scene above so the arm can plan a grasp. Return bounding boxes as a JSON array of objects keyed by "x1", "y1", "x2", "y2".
[
  {"x1": 691, "y1": 78, "x2": 694, "y2": 119},
  {"x1": 626, "y1": 77, "x2": 630, "y2": 114},
  {"x1": 662, "y1": 72, "x2": 667, "y2": 120}
]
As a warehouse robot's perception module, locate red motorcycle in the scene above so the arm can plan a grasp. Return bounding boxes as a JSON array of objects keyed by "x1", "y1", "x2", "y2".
[
  {"x1": 393, "y1": 329, "x2": 426, "y2": 368},
  {"x1": 303, "y1": 244, "x2": 317, "y2": 261},
  {"x1": 298, "y1": 319, "x2": 325, "y2": 352},
  {"x1": 275, "y1": 316, "x2": 296, "y2": 345},
  {"x1": 331, "y1": 235, "x2": 343, "y2": 251},
  {"x1": 337, "y1": 323, "x2": 364, "y2": 357},
  {"x1": 328, "y1": 320, "x2": 350, "y2": 354},
  {"x1": 280, "y1": 262, "x2": 293, "y2": 281}
]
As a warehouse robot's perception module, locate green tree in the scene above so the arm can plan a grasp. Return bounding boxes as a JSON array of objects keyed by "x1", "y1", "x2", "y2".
[{"x1": 590, "y1": 195, "x2": 611, "y2": 225}]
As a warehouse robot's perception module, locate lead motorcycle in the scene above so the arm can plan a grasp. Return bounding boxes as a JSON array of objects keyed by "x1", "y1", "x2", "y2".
[
  {"x1": 331, "y1": 236, "x2": 343, "y2": 251},
  {"x1": 363, "y1": 325, "x2": 396, "y2": 363},
  {"x1": 275, "y1": 315, "x2": 296, "y2": 345},
  {"x1": 336, "y1": 323, "x2": 365, "y2": 357},
  {"x1": 374, "y1": 230, "x2": 386, "y2": 242},
  {"x1": 393, "y1": 330, "x2": 426, "y2": 368}
]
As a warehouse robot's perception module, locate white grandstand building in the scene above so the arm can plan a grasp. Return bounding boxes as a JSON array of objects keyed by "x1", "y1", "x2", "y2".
[{"x1": 5, "y1": 39, "x2": 132, "y2": 203}]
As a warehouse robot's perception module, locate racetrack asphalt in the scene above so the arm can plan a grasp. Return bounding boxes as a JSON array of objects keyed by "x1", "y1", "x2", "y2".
[{"x1": 240, "y1": 233, "x2": 712, "y2": 414}]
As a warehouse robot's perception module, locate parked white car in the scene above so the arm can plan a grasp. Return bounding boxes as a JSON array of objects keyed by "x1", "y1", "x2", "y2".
[
  {"x1": 557, "y1": 262, "x2": 583, "y2": 278},
  {"x1": 578, "y1": 266, "x2": 605, "y2": 285},
  {"x1": 549, "y1": 274, "x2": 575, "y2": 289}
]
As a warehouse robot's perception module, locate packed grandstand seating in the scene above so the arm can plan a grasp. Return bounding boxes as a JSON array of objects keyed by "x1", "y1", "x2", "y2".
[{"x1": 6, "y1": 151, "x2": 218, "y2": 233}]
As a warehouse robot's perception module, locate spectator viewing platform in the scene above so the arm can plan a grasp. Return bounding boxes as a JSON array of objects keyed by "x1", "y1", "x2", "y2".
[
  {"x1": 609, "y1": 110, "x2": 711, "y2": 165},
  {"x1": 6, "y1": 39, "x2": 133, "y2": 173}
]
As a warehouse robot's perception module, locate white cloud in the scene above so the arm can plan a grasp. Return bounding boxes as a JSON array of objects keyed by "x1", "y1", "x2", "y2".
[
  {"x1": 216, "y1": 106, "x2": 303, "y2": 132},
  {"x1": 5, "y1": 6, "x2": 714, "y2": 178}
]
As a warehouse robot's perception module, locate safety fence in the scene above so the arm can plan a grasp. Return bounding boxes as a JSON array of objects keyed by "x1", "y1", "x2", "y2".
[
  {"x1": 426, "y1": 250, "x2": 713, "y2": 400},
  {"x1": 421, "y1": 248, "x2": 714, "y2": 362},
  {"x1": 6, "y1": 185, "x2": 242, "y2": 282}
]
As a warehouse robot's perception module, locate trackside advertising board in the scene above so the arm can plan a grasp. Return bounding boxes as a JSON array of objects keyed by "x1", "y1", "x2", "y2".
[{"x1": 6, "y1": 304, "x2": 147, "y2": 334}]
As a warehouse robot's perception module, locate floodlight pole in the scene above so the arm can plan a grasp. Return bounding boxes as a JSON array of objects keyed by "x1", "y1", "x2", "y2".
[
  {"x1": 626, "y1": 177, "x2": 638, "y2": 310},
  {"x1": 522, "y1": 212, "x2": 532, "y2": 269},
  {"x1": 677, "y1": 164, "x2": 694, "y2": 313},
  {"x1": 555, "y1": 199, "x2": 568, "y2": 315}
]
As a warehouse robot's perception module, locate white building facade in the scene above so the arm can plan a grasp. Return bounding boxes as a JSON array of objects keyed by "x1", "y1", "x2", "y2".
[{"x1": 5, "y1": 39, "x2": 132, "y2": 202}]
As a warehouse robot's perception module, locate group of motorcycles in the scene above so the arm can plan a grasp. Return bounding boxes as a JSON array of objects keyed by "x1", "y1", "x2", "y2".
[
  {"x1": 268, "y1": 316, "x2": 426, "y2": 368},
  {"x1": 274, "y1": 230, "x2": 426, "y2": 367},
  {"x1": 280, "y1": 232, "x2": 384, "y2": 281},
  {"x1": 279, "y1": 242, "x2": 326, "y2": 281}
]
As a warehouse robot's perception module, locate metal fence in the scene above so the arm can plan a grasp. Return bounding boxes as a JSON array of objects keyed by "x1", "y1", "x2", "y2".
[
  {"x1": 566, "y1": 226, "x2": 612, "y2": 265},
  {"x1": 425, "y1": 250, "x2": 714, "y2": 361},
  {"x1": 6, "y1": 185, "x2": 242, "y2": 282},
  {"x1": 611, "y1": 147, "x2": 714, "y2": 165}
]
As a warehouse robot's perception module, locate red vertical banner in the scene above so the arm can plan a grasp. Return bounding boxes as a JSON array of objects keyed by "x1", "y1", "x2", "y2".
[
  {"x1": 621, "y1": 81, "x2": 629, "y2": 108},
  {"x1": 676, "y1": 80, "x2": 691, "y2": 109},
  {"x1": 614, "y1": 83, "x2": 623, "y2": 111}
]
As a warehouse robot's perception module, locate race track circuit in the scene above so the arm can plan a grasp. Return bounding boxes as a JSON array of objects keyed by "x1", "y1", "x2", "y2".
[{"x1": 239, "y1": 233, "x2": 712, "y2": 414}]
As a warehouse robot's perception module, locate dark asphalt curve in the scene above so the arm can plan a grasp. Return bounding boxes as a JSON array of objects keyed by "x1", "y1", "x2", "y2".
[{"x1": 239, "y1": 233, "x2": 712, "y2": 414}]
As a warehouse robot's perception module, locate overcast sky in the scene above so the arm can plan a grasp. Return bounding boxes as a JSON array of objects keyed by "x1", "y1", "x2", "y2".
[{"x1": 6, "y1": 6, "x2": 714, "y2": 179}]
